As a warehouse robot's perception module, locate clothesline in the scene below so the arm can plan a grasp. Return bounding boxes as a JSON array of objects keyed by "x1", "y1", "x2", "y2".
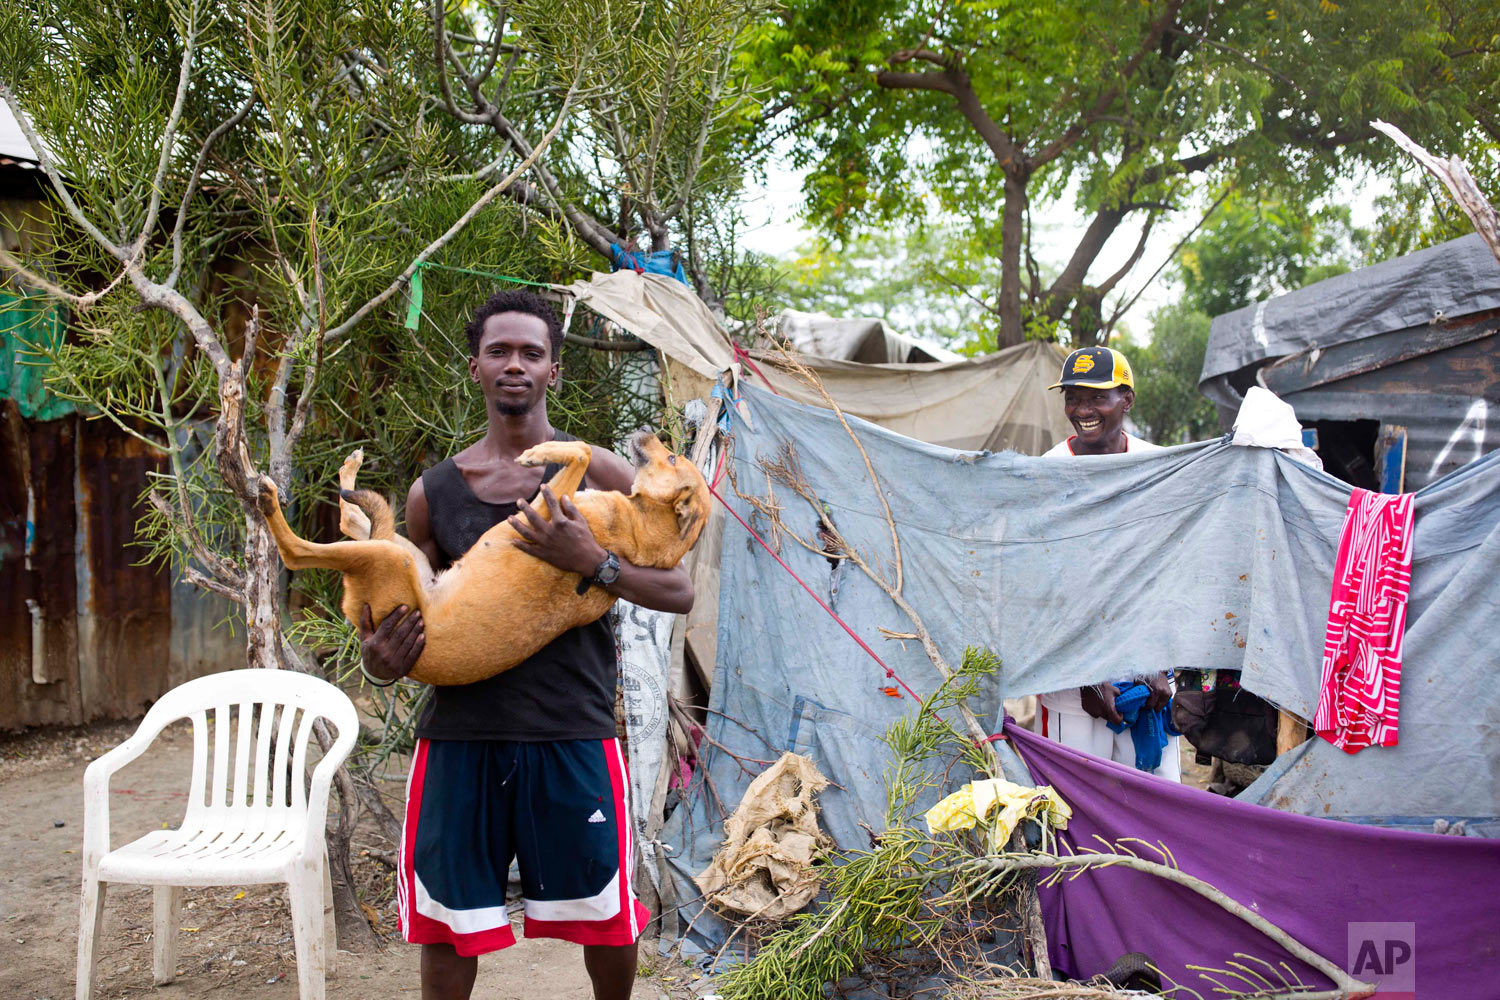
[
  {"x1": 703, "y1": 476, "x2": 924, "y2": 704},
  {"x1": 404, "y1": 261, "x2": 558, "y2": 330}
]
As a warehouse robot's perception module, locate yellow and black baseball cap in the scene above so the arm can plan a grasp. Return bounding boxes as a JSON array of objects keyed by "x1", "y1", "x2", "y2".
[{"x1": 1048, "y1": 346, "x2": 1134, "y2": 390}]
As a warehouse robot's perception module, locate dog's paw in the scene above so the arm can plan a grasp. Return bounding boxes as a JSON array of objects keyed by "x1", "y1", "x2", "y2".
[
  {"x1": 337, "y1": 447, "x2": 365, "y2": 490},
  {"x1": 255, "y1": 476, "x2": 280, "y2": 516},
  {"x1": 517, "y1": 441, "x2": 589, "y2": 468},
  {"x1": 338, "y1": 489, "x2": 373, "y2": 540}
]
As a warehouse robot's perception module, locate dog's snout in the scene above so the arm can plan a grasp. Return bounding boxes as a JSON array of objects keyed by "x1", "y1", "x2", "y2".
[{"x1": 626, "y1": 428, "x2": 656, "y2": 467}]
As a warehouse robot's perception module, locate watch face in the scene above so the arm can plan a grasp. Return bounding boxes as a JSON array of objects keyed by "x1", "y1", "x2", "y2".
[{"x1": 596, "y1": 552, "x2": 621, "y2": 585}]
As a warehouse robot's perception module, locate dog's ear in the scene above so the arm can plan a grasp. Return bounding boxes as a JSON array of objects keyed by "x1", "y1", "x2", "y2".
[{"x1": 674, "y1": 486, "x2": 708, "y2": 541}]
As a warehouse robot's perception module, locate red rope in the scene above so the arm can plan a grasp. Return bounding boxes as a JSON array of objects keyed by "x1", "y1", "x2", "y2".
[
  {"x1": 705, "y1": 478, "x2": 923, "y2": 703},
  {"x1": 731, "y1": 342, "x2": 782, "y2": 396},
  {"x1": 712, "y1": 448, "x2": 727, "y2": 488}
]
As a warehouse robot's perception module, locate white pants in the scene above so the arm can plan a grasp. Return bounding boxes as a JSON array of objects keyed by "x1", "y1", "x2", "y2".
[{"x1": 1038, "y1": 705, "x2": 1181, "y2": 782}]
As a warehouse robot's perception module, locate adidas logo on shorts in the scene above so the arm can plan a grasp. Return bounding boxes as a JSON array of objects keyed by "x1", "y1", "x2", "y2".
[{"x1": 587, "y1": 809, "x2": 606, "y2": 823}]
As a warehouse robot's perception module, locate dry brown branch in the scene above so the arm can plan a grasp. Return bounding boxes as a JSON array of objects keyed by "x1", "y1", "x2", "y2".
[
  {"x1": 1372, "y1": 120, "x2": 1500, "y2": 267},
  {"x1": 667, "y1": 696, "x2": 773, "y2": 778},
  {"x1": 966, "y1": 852, "x2": 1373, "y2": 997},
  {"x1": 762, "y1": 347, "x2": 904, "y2": 592}
]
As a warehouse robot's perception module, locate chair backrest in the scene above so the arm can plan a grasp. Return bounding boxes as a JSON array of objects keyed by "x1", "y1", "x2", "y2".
[{"x1": 134, "y1": 669, "x2": 359, "y2": 832}]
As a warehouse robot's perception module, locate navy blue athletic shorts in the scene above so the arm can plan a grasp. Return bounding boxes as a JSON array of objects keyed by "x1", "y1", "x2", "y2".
[{"x1": 397, "y1": 737, "x2": 650, "y2": 955}]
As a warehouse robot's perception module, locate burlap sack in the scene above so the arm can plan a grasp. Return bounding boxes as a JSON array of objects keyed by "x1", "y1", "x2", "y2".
[{"x1": 694, "y1": 753, "x2": 831, "y2": 920}]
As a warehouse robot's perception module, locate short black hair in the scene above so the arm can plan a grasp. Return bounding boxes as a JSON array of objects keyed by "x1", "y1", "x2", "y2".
[{"x1": 464, "y1": 289, "x2": 564, "y2": 359}]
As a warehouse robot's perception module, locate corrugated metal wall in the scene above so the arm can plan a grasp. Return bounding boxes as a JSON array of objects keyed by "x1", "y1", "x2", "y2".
[
  {"x1": 0, "y1": 404, "x2": 243, "y2": 729},
  {"x1": 73, "y1": 418, "x2": 175, "y2": 720},
  {"x1": 1280, "y1": 333, "x2": 1500, "y2": 491},
  {"x1": 1, "y1": 190, "x2": 242, "y2": 730},
  {"x1": 0, "y1": 406, "x2": 79, "y2": 727}
]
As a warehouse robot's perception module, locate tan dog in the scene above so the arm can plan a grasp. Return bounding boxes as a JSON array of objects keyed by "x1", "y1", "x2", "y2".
[{"x1": 256, "y1": 431, "x2": 709, "y2": 686}]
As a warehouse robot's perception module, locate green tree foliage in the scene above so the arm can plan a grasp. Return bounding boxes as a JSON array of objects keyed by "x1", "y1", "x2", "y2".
[
  {"x1": 1, "y1": 0, "x2": 757, "y2": 931},
  {"x1": 427, "y1": 0, "x2": 772, "y2": 304},
  {"x1": 778, "y1": 226, "x2": 1007, "y2": 348},
  {"x1": 1, "y1": 0, "x2": 751, "y2": 744},
  {"x1": 747, "y1": 0, "x2": 1500, "y2": 347},
  {"x1": 0, "y1": 0, "x2": 593, "y2": 666},
  {"x1": 1119, "y1": 304, "x2": 1219, "y2": 445},
  {"x1": 1177, "y1": 194, "x2": 1370, "y2": 317},
  {"x1": 1124, "y1": 191, "x2": 1372, "y2": 443}
]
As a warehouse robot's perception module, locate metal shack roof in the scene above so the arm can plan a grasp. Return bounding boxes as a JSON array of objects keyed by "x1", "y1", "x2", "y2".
[
  {"x1": 1200, "y1": 233, "x2": 1500, "y2": 402},
  {"x1": 0, "y1": 101, "x2": 41, "y2": 165}
]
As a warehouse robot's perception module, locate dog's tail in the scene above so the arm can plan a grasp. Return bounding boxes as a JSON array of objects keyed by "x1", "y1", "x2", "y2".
[{"x1": 339, "y1": 488, "x2": 395, "y2": 540}]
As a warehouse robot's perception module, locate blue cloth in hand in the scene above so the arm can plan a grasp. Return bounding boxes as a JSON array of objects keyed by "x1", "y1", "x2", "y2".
[{"x1": 1105, "y1": 681, "x2": 1175, "y2": 772}]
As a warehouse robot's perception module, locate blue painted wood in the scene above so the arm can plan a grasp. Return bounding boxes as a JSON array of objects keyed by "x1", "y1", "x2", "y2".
[{"x1": 1380, "y1": 427, "x2": 1408, "y2": 494}]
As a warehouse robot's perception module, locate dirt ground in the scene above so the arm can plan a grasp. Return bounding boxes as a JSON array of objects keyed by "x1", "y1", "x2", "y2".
[
  {"x1": 0, "y1": 717, "x2": 712, "y2": 1000},
  {"x1": 0, "y1": 709, "x2": 1234, "y2": 1000}
]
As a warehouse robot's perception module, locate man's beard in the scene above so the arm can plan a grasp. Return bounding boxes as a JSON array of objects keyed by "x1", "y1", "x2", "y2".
[{"x1": 496, "y1": 398, "x2": 535, "y2": 417}]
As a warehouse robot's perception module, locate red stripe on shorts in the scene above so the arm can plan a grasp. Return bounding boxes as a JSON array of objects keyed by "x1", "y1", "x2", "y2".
[
  {"x1": 522, "y1": 738, "x2": 650, "y2": 946},
  {"x1": 399, "y1": 738, "x2": 517, "y2": 956}
]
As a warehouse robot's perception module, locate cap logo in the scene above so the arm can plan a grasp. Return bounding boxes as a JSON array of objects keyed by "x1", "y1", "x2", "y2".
[{"x1": 1072, "y1": 354, "x2": 1096, "y2": 374}]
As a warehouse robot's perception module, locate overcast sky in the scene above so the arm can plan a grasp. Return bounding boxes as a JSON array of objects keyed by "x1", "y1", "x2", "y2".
[{"x1": 735, "y1": 151, "x2": 1389, "y2": 343}]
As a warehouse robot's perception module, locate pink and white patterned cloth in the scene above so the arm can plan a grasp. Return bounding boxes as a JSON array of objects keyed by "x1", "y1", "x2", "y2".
[{"x1": 1314, "y1": 487, "x2": 1415, "y2": 753}]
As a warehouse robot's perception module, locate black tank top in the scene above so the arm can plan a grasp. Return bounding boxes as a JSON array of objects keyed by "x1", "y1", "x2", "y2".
[{"x1": 412, "y1": 431, "x2": 618, "y2": 741}]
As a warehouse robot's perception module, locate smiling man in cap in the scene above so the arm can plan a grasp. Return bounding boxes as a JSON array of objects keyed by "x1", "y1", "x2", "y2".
[
  {"x1": 1042, "y1": 346, "x2": 1158, "y2": 457},
  {"x1": 1036, "y1": 345, "x2": 1180, "y2": 780}
]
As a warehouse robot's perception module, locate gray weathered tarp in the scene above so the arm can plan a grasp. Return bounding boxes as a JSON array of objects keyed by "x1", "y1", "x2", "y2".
[
  {"x1": 660, "y1": 385, "x2": 1499, "y2": 951},
  {"x1": 1199, "y1": 232, "x2": 1500, "y2": 407},
  {"x1": 777, "y1": 308, "x2": 963, "y2": 364},
  {"x1": 563, "y1": 268, "x2": 1073, "y2": 454}
]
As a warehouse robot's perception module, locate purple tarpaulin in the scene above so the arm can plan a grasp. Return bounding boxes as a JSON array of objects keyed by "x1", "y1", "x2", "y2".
[{"x1": 1003, "y1": 720, "x2": 1500, "y2": 997}]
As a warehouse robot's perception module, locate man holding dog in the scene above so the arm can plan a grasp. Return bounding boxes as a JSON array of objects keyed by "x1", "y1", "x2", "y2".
[
  {"x1": 361, "y1": 290, "x2": 693, "y2": 1000},
  {"x1": 1035, "y1": 346, "x2": 1180, "y2": 781}
]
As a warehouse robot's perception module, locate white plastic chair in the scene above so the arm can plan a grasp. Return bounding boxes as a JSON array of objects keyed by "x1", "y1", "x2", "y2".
[{"x1": 76, "y1": 668, "x2": 358, "y2": 1000}]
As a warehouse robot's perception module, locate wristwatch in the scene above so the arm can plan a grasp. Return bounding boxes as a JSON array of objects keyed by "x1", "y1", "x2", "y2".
[{"x1": 576, "y1": 550, "x2": 622, "y2": 595}]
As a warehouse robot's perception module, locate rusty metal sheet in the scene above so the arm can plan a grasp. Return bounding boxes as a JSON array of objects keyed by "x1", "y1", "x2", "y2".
[
  {"x1": 0, "y1": 405, "x2": 79, "y2": 729},
  {"x1": 74, "y1": 417, "x2": 173, "y2": 722}
]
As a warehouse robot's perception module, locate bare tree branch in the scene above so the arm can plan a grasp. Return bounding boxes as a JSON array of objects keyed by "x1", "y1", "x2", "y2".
[
  {"x1": 1104, "y1": 185, "x2": 1231, "y2": 333},
  {"x1": 167, "y1": 92, "x2": 258, "y2": 289},
  {"x1": 486, "y1": 108, "x2": 619, "y2": 256},
  {"x1": 0, "y1": 243, "x2": 128, "y2": 310},
  {"x1": 664, "y1": 38, "x2": 736, "y2": 223},
  {"x1": 431, "y1": 0, "x2": 492, "y2": 124},
  {"x1": 564, "y1": 331, "x2": 654, "y2": 352},
  {"x1": 874, "y1": 68, "x2": 956, "y2": 96},
  {"x1": 878, "y1": 51, "x2": 1027, "y2": 170},
  {"x1": 184, "y1": 564, "x2": 247, "y2": 603},
  {"x1": 1041, "y1": 204, "x2": 1128, "y2": 321},
  {"x1": 325, "y1": 80, "x2": 581, "y2": 341},
  {"x1": 639, "y1": 14, "x2": 689, "y2": 245},
  {"x1": 968, "y1": 851, "x2": 1372, "y2": 996},
  {"x1": 0, "y1": 82, "x2": 127, "y2": 259},
  {"x1": 1373, "y1": 119, "x2": 1500, "y2": 267},
  {"x1": 148, "y1": 489, "x2": 244, "y2": 592},
  {"x1": 1094, "y1": 210, "x2": 1157, "y2": 299},
  {"x1": 469, "y1": 3, "x2": 511, "y2": 89},
  {"x1": 142, "y1": 0, "x2": 203, "y2": 252}
]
